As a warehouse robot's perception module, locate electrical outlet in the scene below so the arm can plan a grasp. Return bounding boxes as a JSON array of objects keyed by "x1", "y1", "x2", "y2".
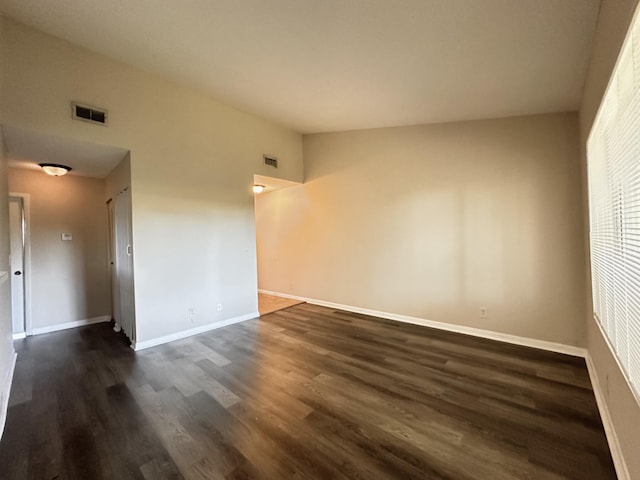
[
  {"x1": 188, "y1": 308, "x2": 195, "y2": 323},
  {"x1": 217, "y1": 303, "x2": 223, "y2": 312},
  {"x1": 480, "y1": 307, "x2": 487, "y2": 318}
]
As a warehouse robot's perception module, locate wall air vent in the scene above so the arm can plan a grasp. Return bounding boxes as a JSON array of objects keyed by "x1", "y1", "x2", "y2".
[
  {"x1": 263, "y1": 155, "x2": 278, "y2": 168},
  {"x1": 71, "y1": 102, "x2": 108, "y2": 126}
]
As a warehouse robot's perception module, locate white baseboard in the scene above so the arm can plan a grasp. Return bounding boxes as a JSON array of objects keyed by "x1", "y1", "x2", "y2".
[
  {"x1": 0, "y1": 351, "x2": 17, "y2": 441},
  {"x1": 11, "y1": 332, "x2": 26, "y2": 340},
  {"x1": 31, "y1": 315, "x2": 112, "y2": 336},
  {"x1": 258, "y1": 290, "x2": 587, "y2": 357},
  {"x1": 585, "y1": 354, "x2": 629, "y2": 480},
  {"x1": 131, "y1": 311, "x2": 259, "y2": 351}
]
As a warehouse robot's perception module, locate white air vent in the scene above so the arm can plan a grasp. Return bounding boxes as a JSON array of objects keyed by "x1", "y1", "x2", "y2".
[
  {"x1": 263, "y1": 155, "x2": 278, "y2": 168},
  {"x1": 71, "y1": 102, "x2": 108, "y2": 125}
]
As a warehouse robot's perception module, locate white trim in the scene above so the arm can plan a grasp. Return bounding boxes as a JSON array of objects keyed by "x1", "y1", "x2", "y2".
[
  {"x1": 31, "y1": 315, "x2": 111, "y2": 335},
  {"x1": 585, "y1": 353, "x2": 630, "y2": 480},
  {"x1": 0, "y1": 351, "x2": 17, "y2": 441},
  {"x1": 258, "y1": 289, "x2": 587, "y2": 357},
  {"x1": 11, "y1": 332, "x2": 26, "y2": 340},
  {"x1": 131, "y1": 311, "x2": 259, "y2": 351}
]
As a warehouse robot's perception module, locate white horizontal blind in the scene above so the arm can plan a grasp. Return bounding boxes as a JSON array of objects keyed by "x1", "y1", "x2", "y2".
[{"x1": 587, "y1": 9, "x2": 640, "y2": 400}]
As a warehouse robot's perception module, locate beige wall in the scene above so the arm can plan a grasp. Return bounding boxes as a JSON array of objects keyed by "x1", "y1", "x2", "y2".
[
  {"x1": 8, "y1": 168, "x2": 110, "y2": 329},
  {"x1": 0, "y1": 18, "x2": 304, "y2": 343},
  {"x1": 106, "y1": 154, "x2": 131, "y2": 202},
  {"x1": 0, "y1": 13, "x2": 17, "y2": 429},
  {"x1": 579, "y1": 0, "x2": 640, "y2": 478},
  {"x1": 257, "y1": 112, "x2": 585, "y2": 346},
  {"x1": 0, "y1": 126, "x2": 16, "y2": 419}
]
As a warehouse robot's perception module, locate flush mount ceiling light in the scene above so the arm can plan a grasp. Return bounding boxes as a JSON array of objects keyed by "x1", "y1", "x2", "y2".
[
  {"x1": 252, "y1": 184, "x2": 265, "y2": 194},
  {"x1": 39, "y1": 163, "x2": 72, "y2": 176}
]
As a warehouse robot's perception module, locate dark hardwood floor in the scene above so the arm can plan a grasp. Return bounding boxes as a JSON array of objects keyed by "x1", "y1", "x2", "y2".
[{"x1": 0, "y1": 304, "x2": 616, "y2": 479}]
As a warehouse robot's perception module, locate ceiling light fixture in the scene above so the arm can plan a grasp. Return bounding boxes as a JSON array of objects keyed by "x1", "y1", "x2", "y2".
[
  {"x1": 39, "y1": 163, "x2": 72, "y2": 176},
  {"x1": 252, "y1": 184, "x2": 265, "y2": 194}
]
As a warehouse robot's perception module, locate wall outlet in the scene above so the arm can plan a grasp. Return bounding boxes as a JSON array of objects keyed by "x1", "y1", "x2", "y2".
[
  {"x1": 217, "y1": 303, "x2": 223, "y2": 312},
  {"x1": 480, "y1": 307, "x2": 487, "y2": 318},
  {"x1": 188, "y1": 308, "x2": 195, "y2": 323}
]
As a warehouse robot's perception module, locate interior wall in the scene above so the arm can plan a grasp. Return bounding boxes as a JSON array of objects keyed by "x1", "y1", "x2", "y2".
[
  {"x1": 578, "y1": 0, "x2": 640, "y2": 477},
  {"x1": 7, "y1": 168, "x2": 110, "y2": 329},
  {"x1": 106, "y1": 153, "x2": 131, "y2": 202},
  {"x1": 256, "y1": 112, "x2": 585, "y2": 346},
  {"x1": 0, "y1": 12, "x2": 17, "y2": 435},
  {"x1": 0, "y1": 126, "x2": 16, "y2": 430},
  {"x1": 0, "y1": 18, "x2": 304, "y2": 344}
]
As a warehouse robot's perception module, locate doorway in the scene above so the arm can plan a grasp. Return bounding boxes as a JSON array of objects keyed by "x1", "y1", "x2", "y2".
[
  {"x1": 8, "y1": 195, "x2": 30, "y2": 338},
  {"x1": 252, "y1": 174, "x2": 304, "y2": 316}
]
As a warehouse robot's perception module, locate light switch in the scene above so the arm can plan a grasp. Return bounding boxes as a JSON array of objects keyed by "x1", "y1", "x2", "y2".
[{"x1": 61, "y1": 233, "x2": 73, "y2": 241}]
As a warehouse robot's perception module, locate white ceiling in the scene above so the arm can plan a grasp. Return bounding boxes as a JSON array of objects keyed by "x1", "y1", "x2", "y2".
[
  {"x1": 0, "y1": 0, "x2": 601, "y2": 133},
  {"x1": 4, "y1": 126, "x2": 129, "y2": 178}
]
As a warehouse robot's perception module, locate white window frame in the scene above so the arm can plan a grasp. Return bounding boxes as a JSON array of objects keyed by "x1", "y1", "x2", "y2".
[{"x1": 586, "y1": 3, "x2": 640, "y2": 404}]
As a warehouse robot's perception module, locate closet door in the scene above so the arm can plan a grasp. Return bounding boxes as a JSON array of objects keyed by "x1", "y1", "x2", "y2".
[{"x1": 113, "y1": 188, "x2": 136, "y2": 341}]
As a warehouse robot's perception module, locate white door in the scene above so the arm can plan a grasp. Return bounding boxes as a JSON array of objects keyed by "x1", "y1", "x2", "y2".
[
  {"x1": 9, "y1": 197, "x2": 25, "y2": 336},
  {"x1": 107, "y1": 199, "x2": 118, "y2": 331},
  {"x1": 112, "y1": 188, "x2": 136, "y2": 341}
]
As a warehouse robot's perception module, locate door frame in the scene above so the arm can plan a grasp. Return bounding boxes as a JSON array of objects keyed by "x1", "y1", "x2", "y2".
[{"x1": 9, "y1": 193, "x2": 32, "y2": 338}]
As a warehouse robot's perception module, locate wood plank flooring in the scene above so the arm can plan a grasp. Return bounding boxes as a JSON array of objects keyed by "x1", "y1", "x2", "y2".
[
  {"x1": 0, "y1": 304, "x2": 616, "y2": 479},
  {"x1": 257, "y1": 293, "x2": 304, "y2": 316}
]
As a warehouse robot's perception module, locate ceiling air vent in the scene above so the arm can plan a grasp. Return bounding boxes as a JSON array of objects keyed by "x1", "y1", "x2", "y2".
[
  {"x1": 263, "y1": 155, "x2": 278, "y2": 168},
  {"x1": 71, "y1": 102, "x2": 108, "y2": 126}
]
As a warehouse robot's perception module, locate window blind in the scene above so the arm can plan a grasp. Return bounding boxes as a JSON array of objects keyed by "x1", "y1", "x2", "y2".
[{"x1": 587, "y1": 10, "x2": 640, "y2": 399}]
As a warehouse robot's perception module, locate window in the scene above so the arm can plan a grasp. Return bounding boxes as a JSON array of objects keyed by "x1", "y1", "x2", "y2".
[{"x1": 587, "y1": 7, "x2": 640, "y2": 399}]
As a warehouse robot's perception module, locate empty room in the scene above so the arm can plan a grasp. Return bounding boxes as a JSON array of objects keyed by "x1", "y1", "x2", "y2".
[{"x1": 0, "y1": 0, "x2": 639, "y2": 479}]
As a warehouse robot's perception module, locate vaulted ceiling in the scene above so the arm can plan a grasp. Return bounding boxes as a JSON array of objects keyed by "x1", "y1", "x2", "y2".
[{"x1": 0, "y1": 0, "x2": 601, "y2": 133}]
